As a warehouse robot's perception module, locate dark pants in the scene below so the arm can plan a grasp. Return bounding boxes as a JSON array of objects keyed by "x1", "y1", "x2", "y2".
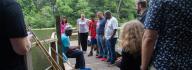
[
  {"x1": 2, "y1": 64, "x2": 27, "y2": 70},
  {"x1": 66, "y1": 49, "x2": 85, "y2": 69},
  {"x1": 79, "y1": 32, "x2": 88, "y2": 51}
]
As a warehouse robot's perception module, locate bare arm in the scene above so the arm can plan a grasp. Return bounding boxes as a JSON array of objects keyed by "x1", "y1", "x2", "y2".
[
  {"x1": 111, "y1": 18, "x2": 118, "y2": 39},
  {"x1": 10, "y1": 36, "x2": 31, "y2": 55},
  {"x1": 111, "y1": 29, "x2": 117, "y2": 39},
  {"x1": 141, "y1": 29, "x2": 158, "y2": 70},
  {"x1": 76, "y1": 20, "x2": 80, "y2": 46},
  {"x1": 77, "y1": 23, "x2": 79, "y2": 32},
  {"x1": 88, "y1": 21, "x2": 91, "y2": 36}
]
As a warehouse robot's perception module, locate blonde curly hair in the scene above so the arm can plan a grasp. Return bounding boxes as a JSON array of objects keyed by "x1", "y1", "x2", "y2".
[{"x1": 120, "y1": 20, "x2": 144, "y2": 54}]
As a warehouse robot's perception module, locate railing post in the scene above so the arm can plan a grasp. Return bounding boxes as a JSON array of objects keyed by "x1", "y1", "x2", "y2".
[{"x1": 50, "y1": 32, "x2": 57, "y2": 64}]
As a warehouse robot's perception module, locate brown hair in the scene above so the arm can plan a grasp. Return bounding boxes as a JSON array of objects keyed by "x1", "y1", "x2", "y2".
[
  {"x1": 138, "y1": 0, "x2": 147, "y2": 8},
  {"x1": 63, "y1": 16, "x2": 68, "y2": 23},
  {"x1": 120, "y1": 20, "x2": 144, "y2": 54}
]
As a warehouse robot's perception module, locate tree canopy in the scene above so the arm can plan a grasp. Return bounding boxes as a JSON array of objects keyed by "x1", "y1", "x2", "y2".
[{"x1": 17, "y1": 0, "x2": 136, "y2": 28}]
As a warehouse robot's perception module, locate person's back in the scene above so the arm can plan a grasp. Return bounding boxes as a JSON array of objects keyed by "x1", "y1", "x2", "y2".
[
  {"x1": 144, "y1": 0, "x2": 192, "y2": 69},
  {"x1": 121, "y1": 50, "x2": 141, "y2": 70},
  {"x1": 0, "y1": 0, "x2": 29, "y2": 69},
  {"x1": 119, "y1": 20, "x2": 143, "y2": 70}
]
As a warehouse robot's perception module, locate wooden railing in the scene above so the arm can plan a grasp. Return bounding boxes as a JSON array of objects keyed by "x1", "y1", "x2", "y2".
[
  {"x1": 26, "y1": 32, "x2": 58, "y2": 70},
  {"x1": 26, "y1": 27, "x2": 122, "y2": 70}
]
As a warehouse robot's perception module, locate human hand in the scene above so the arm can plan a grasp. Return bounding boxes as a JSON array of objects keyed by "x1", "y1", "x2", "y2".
[
  {"x1": 140, "y1": 65, "x2": 147, "y2": 70},
  {"x1": 27, "y1": 32, "x2": 33, "y2": 50},
  {"x1": 88, "y1": 36, "x2": 91, "y2": 41},
  {"x1": 27, "y1": 32, "x2": 33, "y2": 40}
]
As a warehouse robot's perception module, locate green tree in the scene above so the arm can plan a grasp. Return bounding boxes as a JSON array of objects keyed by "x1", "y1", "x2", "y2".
[{"x1": 18, "y1": 0, "x2": 137, "y2": 28}]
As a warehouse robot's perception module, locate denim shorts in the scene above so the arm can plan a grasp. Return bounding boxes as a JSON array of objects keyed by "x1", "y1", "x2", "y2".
[{"x1": 91, "y1": 38, "x2": 97, "y2": 45}]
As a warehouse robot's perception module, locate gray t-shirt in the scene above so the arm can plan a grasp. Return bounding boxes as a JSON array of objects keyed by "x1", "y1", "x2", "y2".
[{"x1": 77, "y1": 18, "x2": 89, "y2": 33}]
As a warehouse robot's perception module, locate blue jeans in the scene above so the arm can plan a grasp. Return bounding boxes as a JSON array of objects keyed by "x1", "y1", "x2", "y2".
[
  {"x1": 97, "y1": 35, "x2": 107, "y2": 58},
  {"x1": 106, "y1": 38, "x2": 117, "y2": 64},
  {"x1": 66, "y1": 49, "x2": 85, "y2": 69}
]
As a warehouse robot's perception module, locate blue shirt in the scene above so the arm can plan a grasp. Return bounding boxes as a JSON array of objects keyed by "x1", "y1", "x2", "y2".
[
  {"x1": 61, "y1": 34, "x2": 70, "y2": 54},
  {"x1": 97, "y1": 18, "x2": 106, "y2": 35},
  {"x1": 145, "y1": 0, "x2": 192, "y2": 69}
]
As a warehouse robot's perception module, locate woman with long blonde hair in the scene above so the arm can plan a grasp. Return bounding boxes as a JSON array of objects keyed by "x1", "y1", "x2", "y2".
[{"x1": 119, "y1": 20, "x2": 144, "y2": 70}]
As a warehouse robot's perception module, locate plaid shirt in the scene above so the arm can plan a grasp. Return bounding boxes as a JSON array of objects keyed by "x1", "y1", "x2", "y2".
[{"x1": 89, "y1": 20, "x2": 97, "y2": 39}]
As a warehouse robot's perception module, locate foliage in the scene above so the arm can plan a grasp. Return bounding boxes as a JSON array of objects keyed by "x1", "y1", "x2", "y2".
[{"x1": 17, "y1": 0, "x2": 136, "y2": 28}]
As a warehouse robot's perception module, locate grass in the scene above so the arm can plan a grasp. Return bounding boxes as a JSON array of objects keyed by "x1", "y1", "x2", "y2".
[
  {"x1": 32, "y1": 28, "x2": 56, "y2": 40},
  {"x1": 31, "y1": 45, "x2": 50, "y2": 70}
]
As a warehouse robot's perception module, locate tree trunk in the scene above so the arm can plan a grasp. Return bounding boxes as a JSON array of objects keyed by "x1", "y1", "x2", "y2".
[
  {"x1": 117, "y1": 0, "x2": 122, "y2": 19},
  {"x1": 55, "y1": 15, "x2": 64, "y2": 70},
  {"x1": 50, "y1": 0, "x2": 64, "y2": 69}
]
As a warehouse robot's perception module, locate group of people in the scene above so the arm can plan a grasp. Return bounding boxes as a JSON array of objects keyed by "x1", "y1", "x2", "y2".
[
  {"x1": 76, "y1": 11, "x2": 119, "y2": 65},
  {"x1": 59, "y1": 1, "x2": 147, "y2": 70},
  {"x1": 1, "y1": 0, "x2": 192, "y2": 70},
  {"x1": 60, "y1": 11, "x2": 119, "y2": 69},
  {"x1": 60, "y1": 0, "x2": 192, "y2": 70}
]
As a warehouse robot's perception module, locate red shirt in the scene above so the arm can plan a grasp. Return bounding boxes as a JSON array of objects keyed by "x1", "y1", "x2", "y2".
[{"x1": 89, "y1": 20, "x2": 97, "y2": 39}]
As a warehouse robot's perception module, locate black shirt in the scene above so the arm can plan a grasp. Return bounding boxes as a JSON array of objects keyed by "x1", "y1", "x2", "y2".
[
  {"x1": 0, "y1": 0, "x2": 27, "y2": 69},
  {"x1": 120, "y1": 50, "x2": 141, "y2": 70}
]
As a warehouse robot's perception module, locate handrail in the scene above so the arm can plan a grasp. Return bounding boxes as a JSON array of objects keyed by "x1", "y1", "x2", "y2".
[
  {"x1": 29, "y1": 27, "x2": 122, "y2": 70},
  {"x1": 32, "y1": 39, "x2": 57, "y2": 46},
  {"x1": 26, "y1": 25, "x2": 63, "y2": 70}
]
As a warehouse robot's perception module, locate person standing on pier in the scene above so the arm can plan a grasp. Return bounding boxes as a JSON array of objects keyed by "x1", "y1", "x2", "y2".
[{"x1": 77, "y1": 14, "x2": 89, "y2": 53}]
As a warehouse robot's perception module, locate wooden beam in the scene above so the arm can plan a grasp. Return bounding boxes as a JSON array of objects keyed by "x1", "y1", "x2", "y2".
[{"x1": 32, "y1": 39, "x2": 57, "y2": 46}]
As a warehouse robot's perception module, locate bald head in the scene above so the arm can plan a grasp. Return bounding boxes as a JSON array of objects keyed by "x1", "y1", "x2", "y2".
[{"x1": 65, "y1": 26, "x2": 73, "y2": 36}]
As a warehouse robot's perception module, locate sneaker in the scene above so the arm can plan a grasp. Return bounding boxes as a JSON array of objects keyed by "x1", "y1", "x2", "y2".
[
  {"x1": 88, "y1": 52, "x2": 93, "y2": 57},
  {"x1": 80, "y1": 68, "x2": 91, "y2": 70},
  {"x1": 100, "y1": 58, "x2": 107, "y2": 61}
]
